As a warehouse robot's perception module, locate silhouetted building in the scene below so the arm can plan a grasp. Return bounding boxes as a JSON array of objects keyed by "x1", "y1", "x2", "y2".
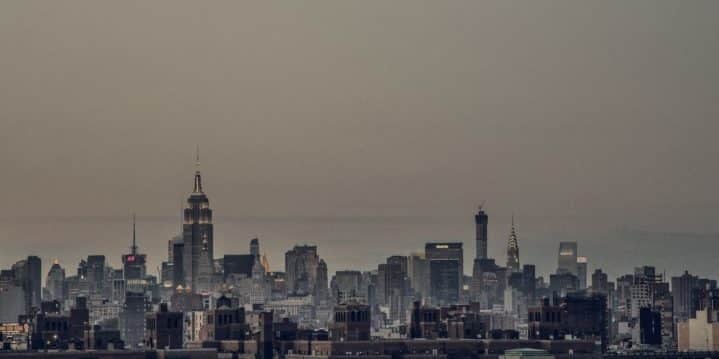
[
  {"x1": 528, "y1": 292, "x2": 608, "y2": 351},
  {"x1": 591, "y1": 269, "x2": 609, "y2": 293},
  {"x1": 285, "y1": 245, "x2": 321, "y2": 296},
  {"x1": 330, "y1": 301, "x2": 371, "y2": 341},
  {"x1": 69, "y1": 296, "x2": 90, "y2": 349},
  {"x1": 475, "y1": 206, "x2": 488, "y2": 260},
  {"x1": 223, "y1": 254, "x2": 255, "y2": 280},
  {"x1": 639, "y1": 307, "x2": 662, "y2": 346},
  {"x1": 426, "y1": 243, "x2": 463, "y2": 305},
  {"x1": 120, "y1": 291, "x2": 146, "y2": 349},
  {"x1": 145, "y1": 303, "x2": 182, "y2": 349},
  {"x1": 207, "y1": 296, "x2": 248, "y2": 341},
  {"x1": 410, "y1": 301, "x2": 441, "y2": 339}
]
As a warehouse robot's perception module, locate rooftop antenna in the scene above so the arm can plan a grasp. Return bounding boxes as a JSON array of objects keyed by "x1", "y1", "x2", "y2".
[
  {"x1": 195, "y1": 144, "x2": 200, "y2": 168},
  {"x1": 131, "y1": 213, "x2": 138, "y2": 255}
]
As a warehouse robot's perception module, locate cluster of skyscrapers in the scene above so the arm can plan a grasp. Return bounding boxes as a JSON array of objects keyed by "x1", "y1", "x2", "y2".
[{"x1": 1, "y1": 158, "x2": 718, "y2": 358}]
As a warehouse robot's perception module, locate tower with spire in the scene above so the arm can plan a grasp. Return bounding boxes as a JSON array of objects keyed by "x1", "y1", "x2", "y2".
[
  {"x1": 122, "y1": 213, "x2": 147, "y2": 293},
  {"x1": 506, "y1": 214, "x2": 520, "y2": 272},
  {"x1": 181, "y1": 146, "x2": 215, "y2": 293}
]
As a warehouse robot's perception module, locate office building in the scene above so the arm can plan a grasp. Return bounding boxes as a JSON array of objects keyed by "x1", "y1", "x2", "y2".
[
  {"x1": 45, "y1": 261, "x2": 66, "y2": 304},
  {"x1": 557, "y1": 242, "x2": 578, "y2": 276},
  {"x1": 285, "y1": 245, "x2": 321, "y2": 296},
  {"x1": 426, "y1": 243, "x2": 463, "y2": 306},
  {"x1": 475, "y1": 206, "x2": 488, "y2": 260},
  {"x1": 576, "y1": 256, "x2": 587, "y2": 289},
  {"x1": 181, "y1": 150, "x2": 214, "y2": 293},
  {"x1": 122, "y1": 215, "x2": 147, "y2": 294}
]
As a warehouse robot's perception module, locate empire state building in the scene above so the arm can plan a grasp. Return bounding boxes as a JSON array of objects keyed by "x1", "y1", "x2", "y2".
[{"x1": 181, "y1": 151, "x2": 214, "y2": 293}]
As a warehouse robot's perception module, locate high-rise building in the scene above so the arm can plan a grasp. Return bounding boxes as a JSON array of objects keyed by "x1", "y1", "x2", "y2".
[
  {"x1": 425, "y1": 243, "x2": 463, "y2": 306},
  {"x1": 45, "y1": 260, "x2": 66, "y2": 303},
  {"x1": 315, "y1": 259, "x2": 329, "y2": 303},
  {"x1": 506, "y1": 216, "x2": 520, "y2": 272},
  {"x1": 429, "y1": 260, "x2": 460, "y2": 306},
  {"x1": 120, "y1": 291, "x2": 146, "y2": 349},
  {"x1": 86, "y1": 255, "x2": 105, "y2": 296},
  {"x1": 591, "y1": 269, "x2": 609, "y2": 293},
  {"x1": 384, "y1": 256, "x2": 410, "y2": 323},
  {"x1": 169, "y1": 236, "x2": 184, "y2": 288},
  {"x1": 250, "y1": 238, "x2": 260, "y2": 257},
  {"x1": 408, "y1": 253, "x2": 429, "y2": 300},
  {"x1": 474, "y1": 206, "x2": 488, "y2": 260},
  {"x1": 672, "y1": 271, "x2": 700, "y2": 322},
  {"x1": 557, "y1": 242, "x2": 578, "y2": 276},
  {"x1": 11, "y1": 256, "x2": 42, "y2": 314},
  {"x1": 285, "y1": 245, "x2": 321, "y2": 296},
  {"x1": 576, "y1": 256, "x2": 588, "y2": 289},
  {"x1": 331, "y1": 271, "x2": 364, "y2": 303},
  {"x1": 122, "y1": 215, "x2": 147, "y2": 294},
  {"x1": 522, "y1": 264, "x2": 537, "y2": 303},
  {"x1": 181, "y1": 150, "x2": 214, "y2": 293}
]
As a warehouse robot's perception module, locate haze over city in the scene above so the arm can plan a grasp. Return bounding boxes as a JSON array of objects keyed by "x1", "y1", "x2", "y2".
[{"x1": 2, "y1": 0, "x2": 719, "y2": 282}]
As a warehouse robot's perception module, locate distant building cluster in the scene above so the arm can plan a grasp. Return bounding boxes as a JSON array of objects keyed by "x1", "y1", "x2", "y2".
[{"x1": 1, "y1": 158, "x2": 716, "y2": 358}]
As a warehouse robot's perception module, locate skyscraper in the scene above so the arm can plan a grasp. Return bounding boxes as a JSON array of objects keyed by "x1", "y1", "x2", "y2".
[
  {"x1": 557, "y1": 242, "x2": 578, "y2": 276},
  {"x1": 11, "y1": 256, "x2": 42, "y2": 314},
  {"x1": 285, "y1": 245, "x2": 320, "y2": 296},
  {"x1": 250, "y1": 238, "x2": 260, "y2": 258},
  {"x1": 474, "y1": 206, "x2": 488, "y2": 260},
  {"x1": 506, "y1": 215, "x2": 520, "y2": 272},
  {"x1": 122, "y1": 214, "x2": 147, "y2": 294},
  {"x1": 576, "y1": 256, "x2": 588, "y2": 289},
  {"x1": 425, "y1": 243, "x2": 463, "y2": 306},
  {"x1": 181, "y1": 149, "x2": 214, "y2": 293},
  {"x1": 45, "y1": 260, "x2": 66, "y2": 303},
  {"x1": 86, "y1": 255, "x2": 105, "y2": 296},
  {"x1": 672, "y1": 271, "x2": 699, "y2": 322}
]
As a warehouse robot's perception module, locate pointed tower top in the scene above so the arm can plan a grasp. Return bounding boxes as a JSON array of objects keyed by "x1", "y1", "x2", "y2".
[
  {"x1": 131, "y1": 213, "x2": 138, "y2": 255},
  {"x1": 192, "y1": 146, "x2": 204, "y2": 193},
  {"x1": 195, "y1": 144, "x2": 200, "y2": 168},
  {"x1": 506, "y1": 213, "x2": 520, "y2": 271}
]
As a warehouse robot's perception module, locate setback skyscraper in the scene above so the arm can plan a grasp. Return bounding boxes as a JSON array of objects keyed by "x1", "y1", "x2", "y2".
[
  {"x1": 181, "y1": 150, "x2": 214, "y2": 293},
  {"x1": 506, "y1": 215, "x2": 520, "y2": 272}
]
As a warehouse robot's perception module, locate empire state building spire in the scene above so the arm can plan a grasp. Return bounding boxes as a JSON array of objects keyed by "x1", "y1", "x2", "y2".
[
  {"x1": 182, "y1": 146, "x2": 214, "y2": 293},
  {"x1": 193, "y1": 145, "x2": 203, "y2": 194},
  {"x1": 506, "y1": 214, "x2": 520, "y2": 272}
]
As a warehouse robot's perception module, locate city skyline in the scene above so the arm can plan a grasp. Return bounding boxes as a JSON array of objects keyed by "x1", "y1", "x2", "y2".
[
  {"x1": 2, "y1": 1, "x2": 719, "y2": 284},
  {"x1": 2, "y1": 1, "x2": 719, "y2": 355},
  {"x1": 1, "y1": 155, "x2": 716, "y2": 283}
]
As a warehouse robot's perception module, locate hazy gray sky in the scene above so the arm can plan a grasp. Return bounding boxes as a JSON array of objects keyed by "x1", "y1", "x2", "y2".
[{"x1": 1, "y1": 1, "x2": 718, "y2": 279}]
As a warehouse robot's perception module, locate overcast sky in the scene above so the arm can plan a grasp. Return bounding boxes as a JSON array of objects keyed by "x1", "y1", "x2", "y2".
[{"x1": 1, "y1": 1, "x2": 718, "y2": 280}]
